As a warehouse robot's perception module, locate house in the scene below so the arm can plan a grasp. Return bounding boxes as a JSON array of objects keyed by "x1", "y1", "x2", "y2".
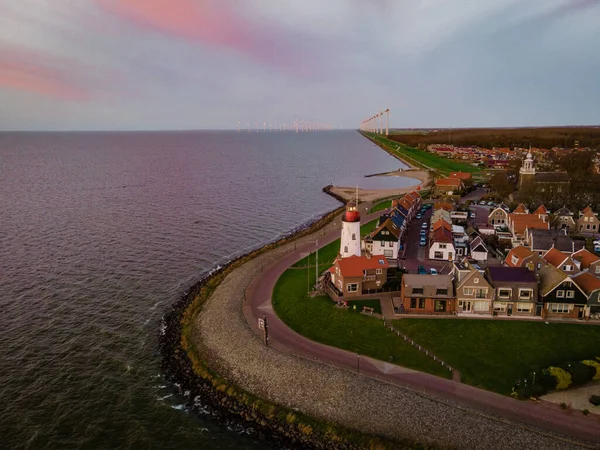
[
  {"x1": 513, "y1": 203, "x2": 529, "y2": 214},
  {"x1": 469, "y1": 236, "x2": 489, "y2": 262},
  {"x1": 453, "y1": 260, "x2": 493, "y2": 314},
  {"x1": 577, "y1": 206, "x2": 599, "y2": 233},
  {"x1": 328, "y1": 254, "x2": 389, "y2": 299},
  {"x1": 431, "y1": 219, "x2": 452, "y2": 233},
  {"x1": 465, "y1": 226, "x2": 480, "y2": 241},
  {"x1": 404, "y1": 191, "x2": 422, "y2": 210},
  {"x1": 537, "y1": 265, "x2": 587, "y2": 319},
  {"x1": 363, "y1": 218, "x2": 401, "y2": 260},
  {"x1": 533, "y1": 205, "x2": 549, "y2": 222},
  {"x1": 431, "y1": 209, "x2": 452, "y2": 225},
  {"x1": 504, "y1": 246, "x2": 545, "y2": 272},
  {"x1": 572, "y1": 248, "x2": 600, "y2": 276},
  {"x1": 435, "y1": 177, "x2": 463, "y2": 195},
  {"x1": 527, "y1": 228, "x2": 581, "y2": 256},
  {"x1": 572, "y1": 272, "x2": 600, "y2": 318},
  {"x1": 543, "y1": 247, "x2": 580, "y2": 275},
  {"x1": 429, "y1": 228, "x2": 455, "y2": 261},
  {"x1": 488, "y1": 205, "x2": 510, "y2": 228},
  {"x1": 507, "y1": 213, "x2": 549, "y2": 245},
  {"x1": 551, "y1": 206, "x2": 576, "y2": 231},
  {"x1": 485, "y1": 267, "x2": 539, "y2": 317},
  {"x1": 433, "y1": 202, "x2": 454, "y2": 212},
  {"x1": 399, "y1": 274, "x2": 455, "y2": 314},
  {"x1": 449, "y1": 172, "x2": 472, "y2": 182},
  {"x1": 393, "y1": 197, "x2": 417, "y2": 220}
]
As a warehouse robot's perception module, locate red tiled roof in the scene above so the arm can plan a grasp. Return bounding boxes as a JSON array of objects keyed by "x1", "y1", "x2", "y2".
[
  {"x1": 573, "y1": 272, "x2": 600, "y2": 295},
  {"x1": 436, "y1": 177, "x2": 462, "y2": 187},
  {"x1": 432, "y1": 219, "x2": 452, "y2": 232},
  {"x1": 433, "y1": 202, "x2": 454, "y2": 211},
  {"x1": 533, "y1": 205, "x2": 548, "y2": 215},
  {"x1": 581, "y1": 206, "x2": 594, "y2": 215},
  {"x1": 509, "y1": 214, "x2": 549, "y2": 236},
  {"x1": 336, "y1": 254, "x2": 389, "y2": 277},
  {"x1": 513, "y1": 203, "x2": 528, "y2": 214},
  {"x1": 543, "y1": 247, "x2": 569, "y2": 268},
  {"x1": 505, "y1": 246, "x2": 533, "y2": 267},
  {"x1": 449, "y1": 172, "x2": 472, "y2": 181},
  {"x1": 572, "y1": 248, "x2": 600, "y2": 269},
  {"x1": 431, "y1": 228, "x2": 453, "y2": 243}
]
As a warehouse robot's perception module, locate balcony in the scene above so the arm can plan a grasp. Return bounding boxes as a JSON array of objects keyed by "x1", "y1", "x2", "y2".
[{"x1": 363, "y1": 275, "x2": 376, "y2": 281}]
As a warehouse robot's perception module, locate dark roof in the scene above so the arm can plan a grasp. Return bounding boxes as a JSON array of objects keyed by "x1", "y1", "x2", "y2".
[
  {"x1": 393, "y1": 204, "x2": 409, "y2": 216},
  {"x1": 529, "y1": 229, "x2": 570, "y2": 252},
  {"x1": 389, "y1": 212, "x2": 405, "y2": 229},
  {"x1": 554, "y1": 235, "x2": 575, "y2": 252},
  {"x1": 534, "y1": 172, "x2": 570, "y2": 183},
  {"x1": 486, "y1": 266, "x2": 537, "y2": 283},
  {"x1": 553, "y1": 206, "x2": 573, "y2": 216}
]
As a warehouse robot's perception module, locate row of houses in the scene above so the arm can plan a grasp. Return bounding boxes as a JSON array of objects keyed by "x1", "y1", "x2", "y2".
[
  {"x1": 427, "y1": 201, "x2": 489, "y2": 262},
  {"x1": 397, "y1": 259, "x2": 600, "y2": 319}
]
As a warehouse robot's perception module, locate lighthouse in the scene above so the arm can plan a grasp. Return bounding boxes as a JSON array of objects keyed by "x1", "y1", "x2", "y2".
[{"x1": 340, "y1": 200, "x2": 361, "y2": 258}]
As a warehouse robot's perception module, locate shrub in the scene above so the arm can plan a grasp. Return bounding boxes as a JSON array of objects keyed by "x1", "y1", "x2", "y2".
[
  {"x1": 581, "y1": 359, "x2": 600, "y2": 380},
  {"x1": 559, "y1": 361, "x2": 596, "y2": 386},
  {"x1": 548, "y1": 366, "x2": 572, "y2": 390},
  {"x1": 538, "y1": 369, "x2": 558, "y2": 392},
  {"x1": 583, "y1": 409, "x2": 590, "y2": 416},
  {"x1": 590, "y1": 395, "x2": 600, "y2": 406}
]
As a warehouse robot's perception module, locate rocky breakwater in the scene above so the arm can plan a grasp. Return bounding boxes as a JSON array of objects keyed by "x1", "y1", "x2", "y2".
[{"x1": 159, "y1": 207, "x2": 390, "y2": 449}]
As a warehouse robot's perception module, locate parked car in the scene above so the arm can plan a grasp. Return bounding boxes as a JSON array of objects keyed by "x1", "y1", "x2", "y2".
[
  {"x1": 488, "y1": 201, "x2": 495, "y2": 206},
  {"x1": 421, "y1": 222, "x2": 428, "y2": 229},
  {"x1": 416, "y1": 213, "x2": 422, "y2": 219},
  {"x1": 469, "y1": 212, "x2": 476, "y2": 218},
  {"x1": 417, "y1": 265, "x2": 427, "y2": 274},
  {"x1": 479, "y1": 200, "x2": 486, "y2": 205},
  {"x1": 429, "y1": 268, "x2": 438, "y2": 275},
  {"x1": 419, "y1": 238, "x2": 427, "y2": 246},
  {"x1": 420, "y1": 230, "x2": 426, "y2": 236}
]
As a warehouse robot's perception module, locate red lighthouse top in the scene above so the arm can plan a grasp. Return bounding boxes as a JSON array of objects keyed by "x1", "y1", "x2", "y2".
[{"x1": 343, "y1": 201, "x2": 360, "y2": 222}]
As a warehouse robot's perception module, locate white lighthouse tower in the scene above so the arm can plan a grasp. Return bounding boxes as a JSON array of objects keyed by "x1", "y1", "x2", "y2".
[{"x1": 340, "y1": 200, "x2": 361, "y2": 258}]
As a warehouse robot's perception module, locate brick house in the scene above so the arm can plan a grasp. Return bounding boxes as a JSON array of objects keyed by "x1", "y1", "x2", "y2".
[
  {"x1": 551, "y1": 206, "x2": 576, "y2": 231},
  {"x1": 504, "y1": 246, "x2": 546, "y2": 273},
  {"x1": 543, "y1": 247, "x2": 580, "y2": 275},
  {"x1": 435, "y1": 177, "x2": 463, "y2": 195},
  {"x1": 328, "y1": 254, "x2": 389, "y2": 299},
  {"x1": 485, "y1": 266, "x2": 539, "y2": 317},
  {"x1": 577, "y1": 206, "x2": 599, "y2": 233},
  {"x1": 572, "y1": 248, "x2": 600, "y2": 276},
  {"x1": 453, "y1": 261, "x2": 493, "y2": 314},
  {"x1": 537, "y1": 265, "x2": 587, "y2": 319},
  {"x1": 399, "y1": 274, "x2": 455, "y2": 314}
]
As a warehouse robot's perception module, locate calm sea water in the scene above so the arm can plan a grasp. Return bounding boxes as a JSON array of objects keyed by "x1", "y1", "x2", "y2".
[{"x1": 0, "y1": 130, "x2": 411, "y2": 449}]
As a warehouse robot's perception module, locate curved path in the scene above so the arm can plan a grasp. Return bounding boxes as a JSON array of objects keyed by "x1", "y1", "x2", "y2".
[{"x1": 243, "y1": 207, "x2": 600, "y2": 447}]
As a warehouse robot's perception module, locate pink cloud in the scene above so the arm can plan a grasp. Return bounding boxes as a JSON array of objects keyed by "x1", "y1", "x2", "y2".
[
  {"x1": 0, "y1": 49, "x2": 92, "y2": 100},
  {"x1": 95, "y1": 0, "x2": 302, "y2": 70}
]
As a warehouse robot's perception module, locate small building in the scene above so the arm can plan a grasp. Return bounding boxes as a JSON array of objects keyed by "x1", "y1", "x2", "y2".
[
  {"x1": 543, "y1": 247, "x2": 580, "y2": 275},
  {"x1": 469, "y1": 236, "x2": 489, "y2": 262},
  {"x1": 429, "y1": 228, "x2": 455, "y2": 261},
  {"x1": 533, "y1": 204, "x2": 549, "y2": 222},
  {"x1": 449, "y1": 172, "x2": 473, "y2": 182},
  {"x1": 488, "y1": 205, "x2": 510, "y2": 228},
  {"x1": 504, "y1": 246, "x2": 545, "y2": 272},
  {"x1": 435, "y1": 177, "x2": 463, "y2": 195},
  {"x1": 572, "y1": 272, "x2": 600, "y2": 318},
  {"x1": 453, "y1": 260, "x2": 493, "y2": 314},
  {"x1": 551, "y1": 206, "x2": 576, "y2": 231},
  {"x1": 400, "y1": 274, "x2": 455, "y2": 314},
  {"x1": 577, "y1": 206, "x2": 599, "y2": 234},
  {"x1": 572, "y1": 248, "x2": 600, "y2": 277},
  {"x1": 537, "y1": 265, "x2": 587, "y2": 319},
  {"x1": 485, "y1": 267, "x2": 539, "y2": 317},
  {"x1": 328, "y1": 254, "x2": 389, "y2": 299},
  {"x1": 507, "y1": 213, "x2": 549, "y2": 246},
  {"x1": 363, "y1": 217, "x2": 401, "y2": 259},
  {"x1": 527, "y1": 228, "x2": 580, "y2": 257},
  {"x1": 512, "y1": 203, "x2": 529, "y2": 214}
]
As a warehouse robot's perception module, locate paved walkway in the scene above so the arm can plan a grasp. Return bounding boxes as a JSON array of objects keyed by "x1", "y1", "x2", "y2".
[{"x1": 242, "y1": 208, "x2": 600, "y2": 447}]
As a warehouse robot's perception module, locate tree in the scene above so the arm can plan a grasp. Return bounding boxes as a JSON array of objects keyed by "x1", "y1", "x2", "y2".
[{"x1": 488, "y1": 171, "x2": 514, "y2": 200}]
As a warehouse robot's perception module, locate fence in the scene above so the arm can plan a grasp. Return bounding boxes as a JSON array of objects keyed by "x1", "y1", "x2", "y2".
[{"x1": 382, "y1": 320, "x2": 454, "y2": 373}]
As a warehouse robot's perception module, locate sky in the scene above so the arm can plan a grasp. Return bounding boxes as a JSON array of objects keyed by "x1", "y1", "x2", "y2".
[{"x1": 0, "y1": 0, "x2": 599, "y2": 131}]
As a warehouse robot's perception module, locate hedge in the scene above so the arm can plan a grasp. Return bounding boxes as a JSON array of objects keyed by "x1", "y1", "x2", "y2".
[{"x1": 512, "y1": 357, "x2": 600, "y2": 400}]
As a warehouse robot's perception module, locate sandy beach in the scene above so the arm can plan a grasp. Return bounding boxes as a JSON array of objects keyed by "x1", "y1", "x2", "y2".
[{"x1": 329, "y1": 168, "x2": 430, "y2": 202}]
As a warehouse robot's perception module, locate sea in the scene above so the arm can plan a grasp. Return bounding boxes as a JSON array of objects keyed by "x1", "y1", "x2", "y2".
[{"x1": 0, "y1": 130, "x2": 413, "y2": 449}]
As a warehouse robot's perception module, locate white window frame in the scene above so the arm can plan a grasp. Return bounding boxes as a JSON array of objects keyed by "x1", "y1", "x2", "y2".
[
  {"x1": 346, "y1": 283, "x2": 358, "y2": 292},
  {"x1": 494, "y1": 302, "x2": 507, "y2": 312},
  {"x1": 511, "y1": 255, "x2": 519, "y2": 265},
  {"x1": 518, "y1": 289, "x2": 533, "y2": 300},
  {"x1": 464, "y1": 287, "x2": 473, "y2": 296},
  {"x1": 376, "y1": 268, "x2": 382, "y2": 275},
  {"x1": 562, "y1": 265, "x2": 572, "y2": 271},
  {"x1": 549, "y1": 303, "x2": 570, "y2": 313},
  {"x1": 439, "y1": 243, "x2": 447, "y2": 249},
  {"x1": 498, "y1": 288, "x2": 511, "y2": 298},
  {"x1": 566, "y1": 290, "x2": 575, "y2": 298},
  {"x1": 474, "y1": 278, "x2": 479, "y2": 284},
  {"x1": 596, "y1": 265, "x2": 600, "y2": 274},
  {"x1": 556, "y1": 290, "x2": 565, "y2": 298},
  {"x1": 517, "y1": 303, "x2": 532, "y2": 312}
]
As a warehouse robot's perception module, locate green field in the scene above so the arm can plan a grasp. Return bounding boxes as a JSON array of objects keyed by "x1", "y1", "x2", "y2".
[
  {"x1": 362, "y1": 132, "x2": 480, "y2": 175},
  {"x1": 272, "y1": 269, "x2": 451, "y2": 378},
  {"x1": 393, "y1": 319, "x2": 600, "y2": 394},
  {"x1": 368, "y1": 200, "x2": 391, "y2": 214},
  {"x1": 292, "y1": 219, "x2": 379, "y2": 267}
]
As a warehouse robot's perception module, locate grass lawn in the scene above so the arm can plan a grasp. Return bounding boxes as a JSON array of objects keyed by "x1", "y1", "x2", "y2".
[
  {"x1": 368, "y1": 200, "x2": 391, "y2": 214},
  {"x1": 272, "y1": 269, "x2": 451, "y2": 378},
  {"x1": 362, "y1": 132, "x2": 480, "y2": 175},
  {"x1": 346, "y1": 299, "x2": 383, "y2": 315},
  {"x1": 393, "y1": 319, "x2": 600, "y2": 395},
  {"x1": 292, "y1": 219, "x2": 379, "y2": 268}
]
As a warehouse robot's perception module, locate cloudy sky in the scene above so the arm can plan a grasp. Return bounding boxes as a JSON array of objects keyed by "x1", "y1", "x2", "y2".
[{"x1": 0, "y1": 0, "x2": 599, "y2": 131}]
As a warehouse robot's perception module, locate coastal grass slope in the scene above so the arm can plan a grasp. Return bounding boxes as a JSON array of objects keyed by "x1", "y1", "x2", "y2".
[
  {"x1": 393, "y1": 319, "x2": 600, "y2": 395},
  {"x1": 360, "y1": 131, "x2": 481, "y2": 175}
]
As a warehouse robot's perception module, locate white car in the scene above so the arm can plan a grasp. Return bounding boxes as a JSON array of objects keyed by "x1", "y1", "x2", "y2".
[{"x1": 430, "y1": 268, "x2": 438, "y2": 275}]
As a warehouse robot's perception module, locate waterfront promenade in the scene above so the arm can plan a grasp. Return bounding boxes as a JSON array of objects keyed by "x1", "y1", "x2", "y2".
[{"x1": 192, "y1": 202, "x2": 600, "y2": 449}]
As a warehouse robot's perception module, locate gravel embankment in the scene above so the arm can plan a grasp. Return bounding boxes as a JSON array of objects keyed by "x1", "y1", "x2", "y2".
[{"x1": 191, "y1": 218, "x2": 597, "y2": 450}]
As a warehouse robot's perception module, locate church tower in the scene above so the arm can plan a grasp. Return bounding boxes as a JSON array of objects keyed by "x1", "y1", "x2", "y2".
[
  {"x1": 519, "y1": 150, "x2": 536, "y2": 191},
  {"x1": 340, "y1": 200, "x2": 361, "y2": 258}
]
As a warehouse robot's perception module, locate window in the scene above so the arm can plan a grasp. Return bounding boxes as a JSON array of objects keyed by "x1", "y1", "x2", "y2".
[
  {"x1": 562, "y1": 265, "x2": 572, "y2": 271},
  {"x1": 517, "y1": 303, "x2": 532, "y2": 312},
  {"x1": 434, "y1": 251, "x2": 443, "y2": 259},
  {"x1": 595, "y1": 265, "x2": 600, "y2": 274},
  {"x1": 549, "y1": 303, "x2": 570, "y2": 313},
  {"x1": 474, "y1": 289, "x2": 488, "y2": 298},
  {"x1": 376, "y1": 268, "x2": 382, "y2": 275},
  {"x1": 376, "y1": 280, "x2": 381, "y2": 286},
  {"x1": 412, "y1": 288, "x2": 424, "y2": 294},
  {"x1": 498, "y1": 288, "x2": 511, "y2": 298},
  {"x1": 518, "y1": 289, "x2": 532, "y2": 300},
  {"x1": 464, "y1": 287, "x2": 473, "y2": 296},
  {"x1": 434, "y1": 300, "x2": 446, "y2": 312},
  {"x1": 346, "y1": 283, "x2": 358, "y2": 292},
  {"x1": 388, "y1": 241, "x2": 393, "y2": 247},
  {"x1": 474, "y1": 278, "x2": 479, "y2": 284},
  {"x1": 556, "y1": 290, "x2": 565, "y2": 298},
  {"x1": 352, "y1": 233, "x2": 356, "y2": 240},
  {"x1": 511, "y1": 255, "x2": 519, "y2": 265},
  {"x1": 410, "y1": 298, "x2": 417, "y2": 308},
  {"x1": 418, "y1": 299, "x2": 425, "y2": 308},
  {"x1": 436, "y1": 288, "x2": 448, "y2": 296},
  {"x1": 566, "y1": 290, "x2": 575, "y2": 298},
  {"x1": 344, "y1": 246, "x2": 348, "y2": 253},
  {"x1": 585, "y1": 217, "x2": 589, "y2": 222},
  {"x1": 439, "y1": 244, "x2": 447, "y2": 249},
  {"x1": 494, "y1": 302, "x2": 507, "y2": 312}
]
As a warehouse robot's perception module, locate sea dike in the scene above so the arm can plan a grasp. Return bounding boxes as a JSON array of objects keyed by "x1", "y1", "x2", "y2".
[{"x1": 159, "y1": 205, "x2": 379, "y2": 449}]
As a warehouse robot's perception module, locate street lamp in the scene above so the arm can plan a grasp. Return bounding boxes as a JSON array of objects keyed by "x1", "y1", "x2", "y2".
[{"x1": 357, "y1": 354, "x2": 360, "y2": 373}]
